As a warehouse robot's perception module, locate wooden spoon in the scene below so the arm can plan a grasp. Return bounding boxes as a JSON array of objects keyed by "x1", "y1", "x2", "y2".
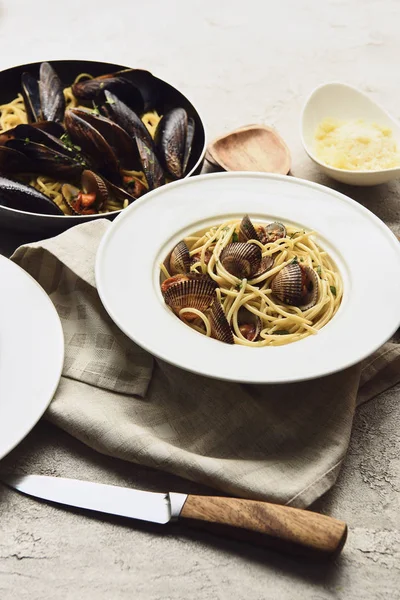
[{"x1": 206, "y1": 124, "x2": 291, "y2": 174}]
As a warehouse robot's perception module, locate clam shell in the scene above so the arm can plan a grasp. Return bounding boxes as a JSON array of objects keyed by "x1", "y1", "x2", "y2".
[
  {"x1": 298, "y1": 266, "x2": 319, "y2": 311},
  {"x1": 208, "y1": 301, "x2": 234, "y2": 344},
  {"x1": 164, "y1": 277, "x2": 217, "y2": 320},
  {"x1": 271, "y1": 262, "x2": 303, "y2": 306},
  {"x1": 239, "y1": 215, "x2": 260, "y2": 242},
  {"x1": 220, "y1": 243, "x2": 261, "y2": 278},
  {"x1": 265, "y1": 222, "x2": 286, "y2": 243},
  {"x1": 169, "y1": 241, "x2": 191, "y2": 275},
  {"x1": 237, "y1": 307, "x2": 262, "y2": 342},
  {"x1": 81, "y1": 170, "x2": 109, "y2": 210}
]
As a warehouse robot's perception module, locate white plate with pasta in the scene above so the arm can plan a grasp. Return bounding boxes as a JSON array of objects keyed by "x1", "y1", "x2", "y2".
[
  {"x1": 0, "y1": 255, "x2": 64, "y2": 460},
  {"x1": 96, "y1": 172, "x2": 400, "y2": 383}
]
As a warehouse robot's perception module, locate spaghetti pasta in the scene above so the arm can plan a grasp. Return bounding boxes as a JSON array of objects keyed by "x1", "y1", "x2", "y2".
[{"x1": 160, "y1": 216, "x2": 343, "y2": 347}]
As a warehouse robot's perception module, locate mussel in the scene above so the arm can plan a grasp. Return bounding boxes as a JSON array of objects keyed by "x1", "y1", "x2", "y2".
[
  {"x1": 163, "y1": 277, "x2": 217, "y2": 322},
  {"x1": 72, "y1": 71, "x2": 143, "y2": 113},
  {"x1": 207, "y1": 301, "x2": 234, "y2": 344},
  {"x1": 39, "y1": 62, "x2": 65, "y2": 123},
  {"x1": 21, "y1": 63, "x2": 65, "y2": 124},
  {"x1": 103, "y1": 91, "x2": 154, "y2": 150},
  {"x1": 155, "y1": 108, "x2": 193, "y2": 179},
  {"x1": 0, "y1": 146, "x2": 32, "y2": 174},
  {"x1": 64, "y1": 109, "x2": 121, "y2": 184},
  {"x1": 11, "y1": 124, "x2": 80, "y2": 159},
  {"x1": 67, "y1": 108, "x2": 139, "y2": 170},
  {"x1": 220, "y1": 243, "x2": 261, "y2": 279},
  {"x1": 6, "y1": 138, "x2": 84, "y2": 180},
  {"x1": 21, "y1": 72, "x2": 41, "y2": 123},
  {"x1": 0, "y1": 176, "x2": 63, "y2": 215},
  {"x1": 135, "y1": 136, "x2": 165, "y2": 190},
  {"x1": 168, "y1": 241, "x2": 191, "y2": 275},
  {"x1": 271, "y1": 262, "x2": 319, "y2": 310}
]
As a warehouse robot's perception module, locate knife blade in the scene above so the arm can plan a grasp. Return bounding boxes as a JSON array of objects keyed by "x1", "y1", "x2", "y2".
[{"x1": 1, "y1": 474, "x2": 347, "y2": 559}]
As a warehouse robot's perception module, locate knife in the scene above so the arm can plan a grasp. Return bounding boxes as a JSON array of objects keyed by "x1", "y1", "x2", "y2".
[{"x1": 1, "y1": 474, "x2": 347, "y2": 558}]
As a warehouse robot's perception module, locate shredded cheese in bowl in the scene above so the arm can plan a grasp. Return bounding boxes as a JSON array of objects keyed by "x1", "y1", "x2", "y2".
[{"x1": 314, "y1": 118, "x2": 400, "y2": 171}]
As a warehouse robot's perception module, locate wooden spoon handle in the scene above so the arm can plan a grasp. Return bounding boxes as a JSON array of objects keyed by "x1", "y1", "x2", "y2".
[{"x1": 179, "y1": 495, "x2": 347, "y2": 558}]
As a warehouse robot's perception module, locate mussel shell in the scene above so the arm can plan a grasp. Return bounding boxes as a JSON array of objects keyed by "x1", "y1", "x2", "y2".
[
  {"x1": 182, "y1": 117, "x2": 195, "y2": 175},
  {"x1": 265, "y1": 222, "x2": 286, "y2": 243},
  {"x1": 69, "y1": 108, "x2": 139, "y2": 170},
  {"x1": 239, "y1": 215, "x2": 260, "y2": 243},
  {"x1": 207, "y1": 301, "x2": 234, "y2": 344},
  {"x1": 64, "y1": 110, "x2": 121, "y2": 184},
  {"x1": 298, "y1": 266, "x2": 319, "y2": 311},
  {"x1": 12, "y1": 124, "x2": 78, "y2": 159},
  {"x1": 220, "y1": 243, "x2": 262, "y2": 279},
  {"x1": 21, "y1": 72, "x2": 41, "y2": 123},
  {"x1": 237, "y1": 307, "x2": 262, "y2": 342},
  {"x1": 164, "y1": 277, "x2": 217, "y2": 319},
  {"x1": 169, "y1": 241, "x2": 191, "y2": 275},
  {"x1": 271, "y1": 262, "x2": 303, "y2": 306},
  {"x1": 39, "y1": 62, "x2": 65, "y2": 123},
  {"x1": 0, "y1": 176, "x2": 63, "y2": 215},
  {"x1": 0, "y1": 146, "x2": 32, "y2": 174},
  {"x1": 72, "y1": 75, "x2": 144, "y2": 113},
  {"x1": 155, "y1": 108, "x2": 188, "y2": 179},
  {"x1": 136, "y1": 137, "x2": 165, "y2": 190},
  {"x1": 116, "y1": 69, "x2": 160, "y2": 112},
  {"x1": 0, "y1": 121, "x2": 65, "y2": 147},
  {"x1": 6, "y1": 139, "x2": 84, "y2": 180},
  {"x1": 103, "y1": 91, "x2": 154, "y2": 150}
]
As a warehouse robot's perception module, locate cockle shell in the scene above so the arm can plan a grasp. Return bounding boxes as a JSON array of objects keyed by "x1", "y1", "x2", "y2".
[
  {"x1": 271, "y1": 262, "x2": 319, "y2": 310},
  {"x1": 239, "y1": 214, "x2": 260, "y2": 242},
  {"x1": 163, "y1": 277, "x2": 217, "y2": 321},
  {"x1": 237, "y1": 307, "x2": 262, "y2": 342},
  {"x1": 207, "y1": 301, "x2": 234, "y2": 344},
  {"x1": 220, "y1": 243, "x2": 261, "y2": 279},
  {"x1": 169, "y1": 241, "x2": 191, "y2": 275},
  {"x1": 264, "y1": 222, "x2": 286, "y2": 243}
]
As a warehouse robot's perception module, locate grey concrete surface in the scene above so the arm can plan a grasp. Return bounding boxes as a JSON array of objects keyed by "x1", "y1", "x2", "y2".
[{"x1": 0, "y1": 0, "x2": 399, "y2": 598}]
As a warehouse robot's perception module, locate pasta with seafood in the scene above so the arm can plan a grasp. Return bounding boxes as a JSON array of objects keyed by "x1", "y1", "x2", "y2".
[{"x1": 160, "y1": 215, "x2": 342, "y2": 346}]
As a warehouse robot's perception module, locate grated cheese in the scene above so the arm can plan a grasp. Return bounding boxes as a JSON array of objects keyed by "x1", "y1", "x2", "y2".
[{"x1": 314, "y1": 118, "x2": 400, "y2": 171}]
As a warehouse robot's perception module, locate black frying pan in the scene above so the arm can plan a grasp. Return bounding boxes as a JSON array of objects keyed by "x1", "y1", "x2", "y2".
[{"x1": 0, "y1": 60, "x2": 206, "y2": 235}]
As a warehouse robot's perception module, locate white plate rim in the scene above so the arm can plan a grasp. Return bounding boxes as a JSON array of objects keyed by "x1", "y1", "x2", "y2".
[
  {"x1": 0, "y1": 255, "x2": 64, "y2": 459},
  {"x1": 95, "y1": 171, "x2": 400, "y2": 384}
]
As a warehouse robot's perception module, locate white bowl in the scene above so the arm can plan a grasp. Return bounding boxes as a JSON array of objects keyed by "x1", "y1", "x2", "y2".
[
  {"x1": 301, "y1": 82, "x2": 400, "y2": 186},
  {"x1": 96, "y1": 172, "x2": 400, "y2": 384}
]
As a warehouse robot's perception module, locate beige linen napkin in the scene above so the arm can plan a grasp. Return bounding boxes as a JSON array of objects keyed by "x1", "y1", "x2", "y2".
[{"x1": 11, "y1": 220, "x2": 400, "y2": 508}]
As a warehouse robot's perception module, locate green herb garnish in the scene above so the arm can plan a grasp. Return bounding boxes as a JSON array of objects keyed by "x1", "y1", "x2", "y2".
[
  {"x1": 290, "y1": 231, "x2": 300, "y2": 239},
  {"x1": 291, "y1": 256, "x2": 298, "y2": 264},
  {"x1": 316, "y1": 265, "x2": 322, "y2": 276},
  {"x1": 330, "y1": 286, "x2": 337, "y2": 296},
  {"x1": 105, "y1": 97, "x2": 116, "y2": 105},
  {"x1": 232, "y1": 231, "x2": 239, "y2": 242},
  {"x1": 273, "y1": 330, "x2": 290, "y2": 335}
]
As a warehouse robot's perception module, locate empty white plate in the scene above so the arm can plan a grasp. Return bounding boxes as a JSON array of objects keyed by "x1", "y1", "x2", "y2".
[
  {"x1": 0, "y1": 256, "x2": 64, "y2": 460},
  {"x1": 96, "y1": 172, "x2": 400, "y2": 384}
]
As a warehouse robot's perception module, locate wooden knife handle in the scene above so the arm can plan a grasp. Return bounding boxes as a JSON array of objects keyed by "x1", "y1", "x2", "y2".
[{"x1": 179, "y1": 495, "x2": 347, "y2": 558}]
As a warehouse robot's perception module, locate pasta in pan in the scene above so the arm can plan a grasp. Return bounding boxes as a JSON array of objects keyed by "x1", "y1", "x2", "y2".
[
  {"x1": 0, "y1": 78, "x2": 161, "y2": 215},
  {"x1": 160, "y1": 215, "x2": 342, "y2": 346}
]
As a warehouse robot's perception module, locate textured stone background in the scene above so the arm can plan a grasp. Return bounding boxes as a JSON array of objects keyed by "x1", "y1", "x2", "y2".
[{"x1": 0, "y1": 0, "x2": 399, "y2": 598}]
